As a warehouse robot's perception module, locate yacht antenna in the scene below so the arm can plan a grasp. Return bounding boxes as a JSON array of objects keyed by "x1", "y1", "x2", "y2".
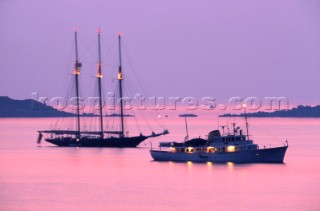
[
  {"x1": 226, "y1": 122, "x2": 230, "y2": 135},
  {"x1": 97, "y1": 28, "x2": 104, "y2": 138},
  {"x1": 184, "y1": 116, "x2": 189, "y2": 142},
  {"x1": 231, "y1": 122, "x2": 236, "y2": 136},
  {"x1": 118, "y1": 33, "x2": 125, "y2": 138},
  {"x1": 73, "y1": 28, "x2": 81, "y2": 138},
  {"x1": 221, "y1": 125, "x2": 225, "y2": 135},
  {"x1": 243, "y1": 104, "x2": 249, "y2": 139}
]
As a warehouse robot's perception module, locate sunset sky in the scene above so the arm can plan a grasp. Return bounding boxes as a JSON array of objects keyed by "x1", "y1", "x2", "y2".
[{"x1": 1, "y1": 0, "x2": 319, "y2": 106}]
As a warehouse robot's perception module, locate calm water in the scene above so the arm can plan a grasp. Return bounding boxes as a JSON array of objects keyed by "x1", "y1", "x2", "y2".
[{"x1": 0, "y1": 116, "x2": 319, "y2": 211}]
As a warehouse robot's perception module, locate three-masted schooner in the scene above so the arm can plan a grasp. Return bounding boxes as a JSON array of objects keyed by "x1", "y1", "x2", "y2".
[{"x1": 37, "y1": 30, "x2": 168, "y2": 147}]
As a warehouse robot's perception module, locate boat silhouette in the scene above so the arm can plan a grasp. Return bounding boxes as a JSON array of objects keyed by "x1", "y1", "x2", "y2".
[{"x1": 37, "y1": 30, "x2": 168, "y2": 147}]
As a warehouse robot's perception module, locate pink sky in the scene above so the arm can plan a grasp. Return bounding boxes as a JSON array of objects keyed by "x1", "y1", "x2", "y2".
[{"x1": 0, "y1": 0, "x2": 319, "y2": 106}]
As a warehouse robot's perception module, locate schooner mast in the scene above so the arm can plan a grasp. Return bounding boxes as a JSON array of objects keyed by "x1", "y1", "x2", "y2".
[
  {"x1": 117, "y1": 34, "x2": 125, "y2": 138},
  {"x1": 73, "y1": 29, "x2": 82, "y2": 138},
  {"x1": 97, "y1": 29, "x2": 104, "y2": 138}
]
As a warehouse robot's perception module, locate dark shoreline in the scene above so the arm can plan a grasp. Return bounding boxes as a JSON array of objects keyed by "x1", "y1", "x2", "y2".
[
  {"x1": 0, "y1": 96, "x2": 97, "y2": 118},
  {"x1": 220, "y1": 105, "x2": 320, "y2": 118}
]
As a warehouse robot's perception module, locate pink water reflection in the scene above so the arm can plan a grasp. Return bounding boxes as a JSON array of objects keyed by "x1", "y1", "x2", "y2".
[{"x1": 0, "y1": 117, "x2": 319, "y2": 210}]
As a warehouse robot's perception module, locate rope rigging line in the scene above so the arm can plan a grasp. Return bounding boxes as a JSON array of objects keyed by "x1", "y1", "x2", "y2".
[{"x1": 121, "y1": 41, "x2": 167, "y2": 130}]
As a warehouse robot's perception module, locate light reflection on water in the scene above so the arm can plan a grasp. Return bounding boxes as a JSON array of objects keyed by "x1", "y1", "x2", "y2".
[
  {"x1": 206, "y1": 161, "x2": 213, "y2": 172},
  {"x1": 227, "y1": 162, "x2": 235, "y2": 171},
  {"x1": 0, "y1": 117, "x2": 319, "y2": 210}
]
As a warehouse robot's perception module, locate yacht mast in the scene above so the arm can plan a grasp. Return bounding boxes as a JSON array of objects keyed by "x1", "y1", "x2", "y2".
[
  {"x1": 73, "y1": 29, "x2": 81, "y2": 138},
  {"x1": 184, "y1": 116, "x2": 189, "y2": 141},
  {"x1": 118, "y1": 34, "x2": 125, "y2": 138},
  {"x1": 97, "y1": 28, "x2": 104, "y2": 138},
  {"x1": 243, "y1": 104, "x2": 249, "y2": 139}
]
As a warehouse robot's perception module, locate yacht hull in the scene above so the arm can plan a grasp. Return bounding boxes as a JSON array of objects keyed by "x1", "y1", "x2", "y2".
[
  {"x1": 45, "y1": 136, "x2": 147, "y2": 147},
  {"x1": 150, "y1": 146, "x2": 288, "y2": 163}
]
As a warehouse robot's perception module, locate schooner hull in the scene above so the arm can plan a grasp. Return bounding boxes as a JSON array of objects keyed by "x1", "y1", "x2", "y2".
[
  {"x1": 150, "y1": 146, "x2": 288, "y2": 163},
  {"x1": 45, "y1": 136, "x2": 148, "y2": 148}
]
